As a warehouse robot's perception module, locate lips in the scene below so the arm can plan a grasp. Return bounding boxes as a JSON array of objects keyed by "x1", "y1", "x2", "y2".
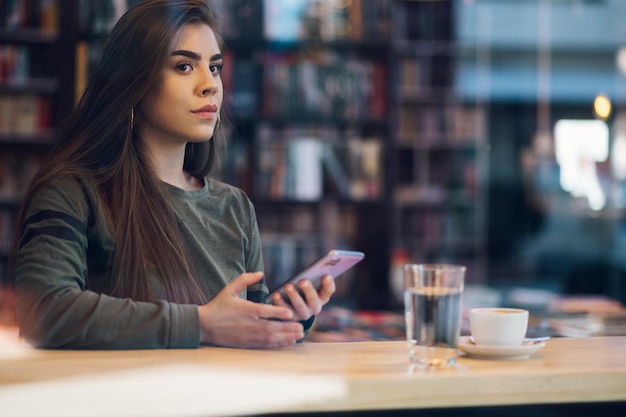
[
  {"x1": 191, "y1": 104, "x2": 218, "y2": 120},
  {"x1": 192, "y1": 104, "x2": 218, "y2": 113}
]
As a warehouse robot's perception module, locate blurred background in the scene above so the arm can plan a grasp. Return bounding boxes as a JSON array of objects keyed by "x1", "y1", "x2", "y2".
[{"x1": 2, "y1": 0, "x2": 626, "y2": 334}]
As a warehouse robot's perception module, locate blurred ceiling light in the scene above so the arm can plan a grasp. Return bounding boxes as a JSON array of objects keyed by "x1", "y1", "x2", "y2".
[{"x1": 593, "y1": 94, "x2": 612, "y2": 120}]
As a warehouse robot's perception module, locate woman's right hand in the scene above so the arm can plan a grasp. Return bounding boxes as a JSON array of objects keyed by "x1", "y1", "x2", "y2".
[{"x1": 197, "y1": 272, "x2": 304, "y2": 348}]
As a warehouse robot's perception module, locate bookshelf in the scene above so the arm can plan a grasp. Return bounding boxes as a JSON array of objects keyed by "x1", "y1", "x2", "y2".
[
  {"x1": 389, "y1": 0, "x2": 488, "y2": 300},
  {"x1": 219, "y1": 0, "x2": 393, "y2": 308},
  {"x1": 0, "y1": 0, "x2": 77, "y2": 283}
]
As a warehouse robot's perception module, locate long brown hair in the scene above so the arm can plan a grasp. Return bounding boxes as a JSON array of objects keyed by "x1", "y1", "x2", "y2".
[{"x1": 12, "y1": 0, "x2": 224, "y2": 304}]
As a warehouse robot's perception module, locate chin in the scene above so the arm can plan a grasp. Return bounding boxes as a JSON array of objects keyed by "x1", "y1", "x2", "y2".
[{"x1": 186, "y1": 131, "x2": 215, "y2": 142}]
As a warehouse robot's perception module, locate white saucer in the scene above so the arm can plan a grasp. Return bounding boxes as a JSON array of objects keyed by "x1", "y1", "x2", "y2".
[{"x1": 458, "y1": 336, "x2": 546, "y2": 360}]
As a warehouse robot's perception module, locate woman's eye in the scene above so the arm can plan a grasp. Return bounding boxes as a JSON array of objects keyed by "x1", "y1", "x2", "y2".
[
  {"x1": 176, "y1": 63, "x2": 193, "y2": 73},
  {"x1": 210, "y1": 62, "x2": 223, "y2": 75}
]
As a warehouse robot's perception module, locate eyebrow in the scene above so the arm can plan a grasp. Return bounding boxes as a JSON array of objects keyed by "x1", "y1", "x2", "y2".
[{"x1": 171, "y1": 50, "x2": 223, "y2": 61}]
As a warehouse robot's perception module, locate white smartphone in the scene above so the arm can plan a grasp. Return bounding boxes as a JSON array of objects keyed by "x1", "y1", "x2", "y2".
[{"x1": 264, "y1": 249, "x2": 365, "y2": 304}]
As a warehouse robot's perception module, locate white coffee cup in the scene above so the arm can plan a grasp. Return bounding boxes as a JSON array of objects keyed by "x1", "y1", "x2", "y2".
[{"x1": 469, "y1": 308, "x2": 529, "y2": 346}]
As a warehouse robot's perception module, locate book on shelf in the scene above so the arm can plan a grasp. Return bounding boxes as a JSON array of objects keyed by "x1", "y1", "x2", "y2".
[
  {"x1": 74, "y1": 40, "x2": 88, "y2": 104},
  {"x1": 398, "y1": 104, "x2": 485, "y2": 147},
  {"x1": 211, "y1": 0, "x2": 262, "y2": 40},
  {"x1": 398, "y1": 57, "x2": 426, "y2": 96},
  {"x1": 288, "y1": 137, "x2": 323, "y2": 201},
  {"x1": 262, "y1": 0, "x2": 390, "y2": 42},
  {"x1": 0, "y1": 45, "x2": 29, "y2": 84},
  {"x1": 323, "y1": 145, "x2": 351, "y2": 198},
  {"x1": 254, "y1": 125, "x2": 382, "y2": 201},
  {"x1": 78, "y1": 0, "x2": 127, "y2": 35},
  {"x1": 262, "y1": 51, "x2": 387, "y2": 120},
  {"x1": 444, "y1": 105, "x2": 486, "y2": 144},
  {"x1": 0, "y1": 94, "x2": 51, "y2": 136},
  {"x1": 371, "y1": 62, "x2": 387, "y2": 118},
  {"x1": 0, "y1": 95, "x2": 10, "y2": 135},
  {"x1": 349, "y1": 0, "x2": 362, "y2": 40},
  {"x1": 39, "y1": 0, "x2": 58, "y2": 32},
  {"x1": 347, "y1": 137, "x2": 382, "y2": 200},
  {"x1": 1, "y1": 0, "x2": 59, "y2": 32}
]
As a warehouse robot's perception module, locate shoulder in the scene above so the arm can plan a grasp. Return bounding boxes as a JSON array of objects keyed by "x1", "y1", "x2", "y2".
[
  {"x1": 206, "y1": 178, "x2": 254, "y2": 207},
  {"x1": 25, "y1": 175, "x2": 98, "y2": 221}
]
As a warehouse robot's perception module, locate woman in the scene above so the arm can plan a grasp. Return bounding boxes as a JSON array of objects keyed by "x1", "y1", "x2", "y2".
[{"x1": 11, "y1": 0, "x2": 335, "y2": 349}]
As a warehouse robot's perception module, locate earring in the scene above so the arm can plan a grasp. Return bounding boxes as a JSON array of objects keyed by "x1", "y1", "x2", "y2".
[{"x1": 129, "y1": 108, "x2": 135, "y2": 134}]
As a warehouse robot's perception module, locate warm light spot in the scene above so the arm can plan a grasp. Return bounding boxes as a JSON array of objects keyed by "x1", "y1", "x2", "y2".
[{"x1": 593, "y1": 95, "x2": 612, "y2": 120}]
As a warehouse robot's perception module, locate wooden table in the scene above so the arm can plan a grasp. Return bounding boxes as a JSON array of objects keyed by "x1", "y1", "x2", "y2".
[{"x1": 2, "y1": 337, "x2": 626, "y2": 416}]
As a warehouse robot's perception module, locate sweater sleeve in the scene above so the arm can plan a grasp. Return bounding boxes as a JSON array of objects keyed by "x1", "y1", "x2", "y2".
[{"x1": 14, "y1": 178, "x2": 199, "y2": 349}]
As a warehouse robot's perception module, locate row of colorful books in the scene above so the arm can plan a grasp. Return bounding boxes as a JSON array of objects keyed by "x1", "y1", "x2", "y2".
[
  {"x1": 397, "y1": 105, "x2": 486, "y2": 145},
  {"x1": 0, "y1": 0, "x2": 58, "y2": 32},
  {"x1": 397, "y1": 209, "x2": 478, "y2": 244},
  {"x1": 262, "y1": 51, "x2": 387, "y2": 120},
  {"x1": 255, "y1": 124, "x2": 383, "y2": 202},
  {"x1": 74, "y1": 0, "x2": 391, "y2": 42},
  {"x1": 397, "y1": 56, "x2": 454, "y2": 95},
  {"x1": 263, "y1": 0, "x2": 391, "y2": 42},
  {"x1": 0, "y1": 94, "x2": 51, "y2": 136},
  {"x1": 0, "y1": 45, "x2": 30, "y2": 84},
  {"x1": 393, "y1": 160, "x2": 479, "y2": 206}
]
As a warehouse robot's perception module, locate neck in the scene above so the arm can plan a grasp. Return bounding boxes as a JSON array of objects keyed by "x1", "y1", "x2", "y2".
[{"x1": 145, "y1": 141, "x2": 201, "y2": 191}]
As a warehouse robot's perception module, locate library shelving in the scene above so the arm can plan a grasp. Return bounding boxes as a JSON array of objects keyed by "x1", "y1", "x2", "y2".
[
  {"x1": 0, "y1": 0, "x2": 76, "y2": 282},
  {"x1": 388, "y1": 0, "x2": 488, "y2": 301},
  {"x1": 219, "y1": 0, "x2": 394, "y2": 308}
]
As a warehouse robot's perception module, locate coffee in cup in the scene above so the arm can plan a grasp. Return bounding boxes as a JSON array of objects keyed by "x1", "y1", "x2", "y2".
[{"x1": 469, "y1": 308, "x2": 529, "y2": 346}]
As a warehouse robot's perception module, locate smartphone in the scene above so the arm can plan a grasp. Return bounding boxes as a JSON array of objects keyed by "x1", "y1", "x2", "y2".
[{"x1": 264, "y1": 249, "x2": 365, "y2": 304}]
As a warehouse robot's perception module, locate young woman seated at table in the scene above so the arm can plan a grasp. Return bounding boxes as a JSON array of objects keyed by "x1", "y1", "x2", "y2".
[{"x1": 11, "y1": 0, "x2": 335, "y2": 349}]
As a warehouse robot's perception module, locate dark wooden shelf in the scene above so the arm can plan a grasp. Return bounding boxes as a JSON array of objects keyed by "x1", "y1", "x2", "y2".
[
  {"x1": 0, "y1": 78, "x2": 59, "y2": 95},
  {"x1": 0, "y1": 131, "x2": 55, "y2": 146},
  {"x1": 252, "y1": 197, "x2": 386, "y2": 208},
  {"x1": 0, "y1": 29, "x2": 58, "y2": 44}
]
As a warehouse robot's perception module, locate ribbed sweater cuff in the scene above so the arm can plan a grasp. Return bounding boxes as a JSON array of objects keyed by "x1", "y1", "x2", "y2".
[{"x1": 169, "y1": 303, "x2": 200, "y2": 348}]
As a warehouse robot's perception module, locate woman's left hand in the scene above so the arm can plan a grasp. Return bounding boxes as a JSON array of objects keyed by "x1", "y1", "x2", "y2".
[{"x1": 270, "y1": 275, "x2": 336, "y2": 321}]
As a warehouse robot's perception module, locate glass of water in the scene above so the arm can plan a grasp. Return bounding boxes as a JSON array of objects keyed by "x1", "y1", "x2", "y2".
[{"x1": 403, "y1": 263, "x2": 466, "y2": 368}]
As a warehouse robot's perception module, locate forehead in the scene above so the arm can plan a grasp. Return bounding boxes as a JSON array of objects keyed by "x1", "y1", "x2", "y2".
[{"x1": 171, "y1": 22, "x2": 220, "y2": 54}]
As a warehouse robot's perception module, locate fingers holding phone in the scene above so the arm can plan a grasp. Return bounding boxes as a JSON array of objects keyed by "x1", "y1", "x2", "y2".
[{"x1": 272, "y1": 275, "x2": 336, "y2": 321}]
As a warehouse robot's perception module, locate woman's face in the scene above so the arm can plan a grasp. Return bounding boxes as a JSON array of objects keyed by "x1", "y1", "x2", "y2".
[{"x1": 137, "y1": 22, "x2": 223, "y2": 147}]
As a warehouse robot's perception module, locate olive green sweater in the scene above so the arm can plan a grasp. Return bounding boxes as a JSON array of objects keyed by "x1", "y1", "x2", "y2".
[{"x1": 14, "y1": 176, "x2": 306, "y2": 349}]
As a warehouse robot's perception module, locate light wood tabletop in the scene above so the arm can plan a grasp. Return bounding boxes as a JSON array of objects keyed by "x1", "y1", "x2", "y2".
[{"x1": 2, "y1": 336, "x2": 626, "y2": 415}]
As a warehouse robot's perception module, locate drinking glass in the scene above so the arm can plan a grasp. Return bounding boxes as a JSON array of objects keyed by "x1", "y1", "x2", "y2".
[{"x1": 403, "y1": 263, "x2": 466, "y2": 368}]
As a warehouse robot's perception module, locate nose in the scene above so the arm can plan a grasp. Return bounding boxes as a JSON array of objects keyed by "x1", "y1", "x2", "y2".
[{"x1": 198, "y1": 66, "x2": 219, "y2": 97}]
